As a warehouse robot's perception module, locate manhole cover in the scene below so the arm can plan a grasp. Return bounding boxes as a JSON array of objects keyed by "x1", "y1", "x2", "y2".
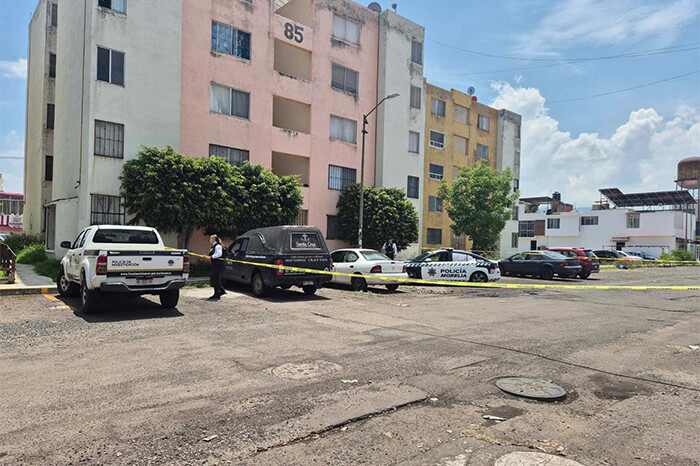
[
  {"x1": 496, "y1": 377, "x2": 567, "y2": 401},
  {"x1": 271, "y1": 360, "x2": 343, "y2": 380},
  {"x1": 495, "y1": 452, "x2": 584, "y2": 465}
]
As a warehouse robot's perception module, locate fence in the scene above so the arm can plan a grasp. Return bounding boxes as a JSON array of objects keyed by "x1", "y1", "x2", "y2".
[{"x1": 0, "y1": 243, "x2": 17, "y2": 284}]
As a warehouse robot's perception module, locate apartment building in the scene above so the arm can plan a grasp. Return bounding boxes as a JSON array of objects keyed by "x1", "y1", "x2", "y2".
[{"x1": 24, "y1": 0, "x2": 426, "y2": 257}]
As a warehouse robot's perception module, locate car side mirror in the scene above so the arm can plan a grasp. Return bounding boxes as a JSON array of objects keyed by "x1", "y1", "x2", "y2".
[{"x1": 60, "y1": 241, "x2": 72, "y2": 249}]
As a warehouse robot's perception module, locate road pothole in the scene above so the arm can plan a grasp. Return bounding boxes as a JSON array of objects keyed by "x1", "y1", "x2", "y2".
[{"x1": 270, "y1": 360, "x2": 343, "y2": 380}]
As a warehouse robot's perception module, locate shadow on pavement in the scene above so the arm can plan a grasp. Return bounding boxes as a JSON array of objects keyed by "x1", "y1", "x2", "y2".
[
  {"x1": 55, "y1": 294, "x2": 184, "y2": 322},
  {"x1": 222, "y1": 283, "x2": 332, "y2": 302},
  {"x1": 324, "y1": 282, "x2": 406, "y2": 295}
]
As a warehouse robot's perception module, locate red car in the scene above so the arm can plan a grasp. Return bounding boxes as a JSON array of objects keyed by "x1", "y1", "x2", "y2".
[{"x1": 546, "y1": 248, "x2": 600, "y2": 279}]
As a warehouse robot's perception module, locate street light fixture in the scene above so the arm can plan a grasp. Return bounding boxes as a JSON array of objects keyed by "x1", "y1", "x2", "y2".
[{"x1": 358, "y1": 93, "x2": 400, "y2": 248}]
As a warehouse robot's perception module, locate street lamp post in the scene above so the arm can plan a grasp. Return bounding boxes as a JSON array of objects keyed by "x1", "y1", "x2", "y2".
[{"x1": 358, "y1": 93, "x2": 399, "y2": 248}]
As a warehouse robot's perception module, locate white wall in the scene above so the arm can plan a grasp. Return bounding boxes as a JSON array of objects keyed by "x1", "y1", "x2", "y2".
[{"x1": 496, "y1": 109, "x2": 521, "y2": 181}]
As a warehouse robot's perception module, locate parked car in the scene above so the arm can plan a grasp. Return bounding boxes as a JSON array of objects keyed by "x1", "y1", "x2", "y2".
[
  {"x1": 625, "y1": 251, "x2": 657, "y2": 260},
  {"x1": 330, "y1": 249, "x2": 408, "y2": 292},
  {"x1": 57, "y1": 225, "x2": 189, "y2": 313},
  {"x1": 546, "y1": 247, "x2": 600, "y2": 279},
  {"x1": 499, "y1": 250, "x2": 582, "y2": 280},
  {"x1": 592, "y1": 250, "x2": 641, "y2": 262},
  {"x1": 406, "y1": 248, "x2": 501, "y2": 282},
  {"x1": 223, "y1": 225, "x2": 332, "y2": 297}
]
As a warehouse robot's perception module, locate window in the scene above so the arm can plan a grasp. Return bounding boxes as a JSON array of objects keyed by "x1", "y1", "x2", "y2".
[
  {"x1": 515, "y1": 125, "x2": 521, "y2": 138},
  {"x1": 512, "y1": 205, "x2": 519, "y2": 220},
  {"x1": 50, "y1": 3, "x2": 57, "y2": 27},
  {"x1": 453, "y1": 135, "x2": 467, "y2": 155},
  {"x1": 49, "y1": 53, "x2": 56, "y2": 78},
  {"x1": 97, "y1": 46, "x2": 124, "y2": 86},
  {"x1": 211, "y1": 21, "x2": 251, "y2": 60},
  {"x1": 209, "y1": 144, "x2": 249, "y2": 165},
  {"x1": 513, "y1": 179, "x2": 519, "y2": 192},
  {"x1": 328, "y1": 165, "x2": 356, "y2": 190},
  {"x1": 98, "y1": 0, "x2": 126, "y2": 14},
  {"x1": 518, "y1": 221, "x2": 535, "y2": 237},
  {"x1": 46, "y1": 104, "x2": 55, "y2": 129},
  {"x1": 476, "y1": 143, "x2": 489, "y2": 160},
  {"x1": 332, "y1": 14, "x2": 360, "y2": 44},
  {"x1": 454, "y1": 104, "x2": 468, "y2": 124},
  {"x1": 514, "y1": 150, "x2": 520, "y2": 165},
  {"x1": 94, "y1": 120, "x2": 124, "y2": 158},
  {"x1": 547, "y1": 218, "x2": 560, "y2": 229},
  {"x1": 429, "y1": 131, "x2": 445, "y2": 149},
  {"x1": 427, "y1": 228, "x2": 442, "y2": 244},
  {"x1": 407, "y1": 176, "x2": 419, "y2": 198},
  {"x1": 330, "y1": 115, "x2": 357, "y2": 144},
  {"x1": 431, "y1": 98, "x2": 446, "y2": 117},
  {"x1": 511, "y1": 232, "x2": 518, "y2": 248},
  {"x1": 90, "y1": 194, "x2": 124, "y2": 225},
  {"x1": 408, "y1": 131, "x2": 420, "y2": 153},
  {"x1": 331, "y1": 63, "x2": 358, "y2": 95},
  {"x1": 210, "y1": 83, "x2": 250, "y2": 119},
  {"x1": 477, "y1": 114, "x2": 490, "y2": 131},
  {"x1": 627, "y1": 213, "x2": 640, "y2": 229},
  {"x1": 45, "y1": 156, "x2": 53, "y2": 181},
  {"x1": 429, "y1": 163, "x2": 444, "y2": 181},
  {"x1": 410, "y1": 85, "x2": 421, "y2": 109},
  {"x1": 326, "y1": 215, "x2": 339, "y2": 239},
  {"x1": 428, "y1": 196, "x2": 443, "y2": 212},
  {"x1": 581, "y1": 216, "x2": 598, "y2": 226},
  {"x1": 411, "y1": 39, "x2": 423, "y2": 64}
]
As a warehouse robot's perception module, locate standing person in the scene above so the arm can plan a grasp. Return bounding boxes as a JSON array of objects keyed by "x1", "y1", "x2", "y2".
[
  {"x1": 384, "y1": 238, "x2": 398, "y2": 260},
  {"x1": 208, "y1": 234, "x2": 226, "y2": 300}
]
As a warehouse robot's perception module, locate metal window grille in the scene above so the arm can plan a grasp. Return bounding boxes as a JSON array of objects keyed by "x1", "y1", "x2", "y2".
[
  {"x1": 94, "y1": 120, "x2": 124, "y2": 158},
  {"x1": 547, "y1": 218, "x2": 560, "y2": 229},
  {"x1": 454, "y1": 105, "x2": 468, "y2": 124},
  {"x1": 211, "y1": 21, "x2": 251, "y2": 60},
  {"x1": 328, "y1": 165, "x2": 356, "y2": 190},
  {"x1": 0, "y1": 197, "x2": 24, "y2": 215},
  {"x1": 326, "y1": 215, "x2": 340, "y2": 239},
  {"x1": 411, "y1": 39, "x2": 423, "y2": 64},
  {"x1": 626, "y1": 214, "x2": 640, "y2": 228},
  {"x1": 518, "y1": 220, "x2": 535, "y2": 237},
  {"x1": 45, "y1": 156, "x2": 53, "y2": 181},
  {"x1": 429, "y1": 131, "x2": 445, "y2": 149},
  {"x1": 477, "y1": 115, "x2": 490, "y2": 131},
  {"x1": 90, "y1": 194, "x2": 125, "y2": 225},
  {"x1": 408, "y1": 131, "x2": 420, "y2": 153},
  {"x1": 49, "y1": 53, "x2": 56, "y2": 78},
  {"x1": 428, "y1": 196, "x2": 443, "y2": 212},
  {"x1": 476, "y1": 143, "x2": 489, "y2": 160},
  {"x1": 581, "y1": 216, "x2": 598, "y2": 226},
  {"x1": 429, "y1": 163, "x2": 444, "y2": 181},
  {"x1": 427, "y1": 228, "x2": 442, "y2": 244},
  {"x1": 209, "y1": 144, "x2": 249, "y2": 165},
  {"x1": 407, "y1": 176, "x2": 419, "y2": 198},
  {"x1": 331, "y1": 64, "x2": 358, "y2": 95},
  {"x1": 430, "y1": 98, "x2": 445, "y2": 116},
  {"x1": 410, "y1": 85, "x2": 421, "y2": 109},
  {"x1": 330, "y1": 115, "x2": 357, "y2": 144}
]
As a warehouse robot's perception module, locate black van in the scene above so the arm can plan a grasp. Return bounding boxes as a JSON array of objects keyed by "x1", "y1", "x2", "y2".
[{"x1": 223, "y1": 225, "x2": 332, "y2": 297}]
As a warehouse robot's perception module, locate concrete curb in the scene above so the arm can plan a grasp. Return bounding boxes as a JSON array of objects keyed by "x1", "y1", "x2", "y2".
[{"x1": 0, "y1": 285, "x2": 58, "y2": 296}]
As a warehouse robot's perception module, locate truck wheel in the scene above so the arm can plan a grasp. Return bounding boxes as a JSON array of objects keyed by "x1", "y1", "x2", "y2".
[
  {"x1": 160, "y1": 289, "x2": 179, "y2": 308},
  {"x1": 252, "y1": 272, "x2": 270, "y2": 297},
  {"x1": 81, "y1": 276, "x2": 101, "y2": 314},
  {"x1": 351, "y1": 276, "x2": 368, "y2": 292},
  {"x1": 386, "y1": 284, "x2": 399, "y2": 291},
  {"x1": 57, "y1": 269, "x2": 79, "y2": 297},
  {"x1": 302, "y1": 285, "x2": 317, "y2": 295},
  {"x1": 540, "y1": 267, "x2": 554, "y2": 280}
]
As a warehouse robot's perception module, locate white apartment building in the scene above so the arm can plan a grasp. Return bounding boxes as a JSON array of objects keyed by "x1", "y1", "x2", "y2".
[{"x1": 496, "y1": 109, "x2": 521, "y2": 258}]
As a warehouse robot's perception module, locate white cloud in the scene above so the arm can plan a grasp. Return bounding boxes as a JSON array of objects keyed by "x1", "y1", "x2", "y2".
[
  {"x1": 0, "y1": 58, "x2": 27, "y2": 79},
  {"x1": 490, "y1": 81, "x2": 700, "y2": 207}
]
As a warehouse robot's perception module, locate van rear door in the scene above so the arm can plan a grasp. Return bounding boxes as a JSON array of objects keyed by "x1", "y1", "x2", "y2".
[{"x1": 283, "y1": 231, "x2": 331, "y2": 275}]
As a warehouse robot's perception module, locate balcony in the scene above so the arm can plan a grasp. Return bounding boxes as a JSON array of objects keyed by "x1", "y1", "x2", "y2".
[
  {"x1": 271, "y1": 126, "x2": 311, "y2": 156},
  {"x1": 272, "y1": 151, "x2": 310, "y2": 187},
  {"x1": 275, "y1": 0, "x2": 313, "y2": 28},
  {"x1": 273, "y1": 96, "x2": 310, "y2": 134},
  {"x1": 274, "y1": 40, "x2": 311, "y2": 81}
]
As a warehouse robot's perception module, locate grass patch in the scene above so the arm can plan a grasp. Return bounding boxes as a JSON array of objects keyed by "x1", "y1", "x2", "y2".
[
  {"x1": 34, "y1": 259, "x2": 61, "y2": 282},
  {"x1": 0, "y1": 233, "x2": 44, "y2": 254},
  {"x1": 17, "y1": 244, "x2": 47, "y2": 264}
]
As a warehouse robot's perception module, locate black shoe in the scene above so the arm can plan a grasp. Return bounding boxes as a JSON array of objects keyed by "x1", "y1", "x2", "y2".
[
  {"x1": 219, "y1": 289, "x2": 227, "y2": 295},
  {"x1": 208, "y1": 294, "x2": 221, "y2": 300}
]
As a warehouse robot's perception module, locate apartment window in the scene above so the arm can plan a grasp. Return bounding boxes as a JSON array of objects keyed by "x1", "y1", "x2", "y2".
[
  {"x1": 97, "y1": 47, "x2": 125, "y2": 86},
  {"x1": 429, "y1": 131, "x2": 445, "y2": 149},
  {"x1": 477, "y1": 114, "x2": 490, "y2": 131},
  {"x1": 514, "y1": 150, "x2": 520, "y2": 165},
  {"x1": 331, "y1": 64, "x2": 358, "y2": 95},
  {"x1": 332, "y1": 14, "x2": 360, "y2": 44},
  {"x1": 209, "y1": 144, "x2": 249, "y2": 165},
  {"x1": 476, "y1": 143, "x2": 489, "y2": 160},
  {"x1": 515, "y1": 125, "x2": 521, "y2": 138},
  {"x1": 513, "y1": 179, "x2": 519, "y2": 192},
  {"x1": 453, "y1": 135, "x2": 467, "y2": 155},
  {"x1": 627, "y1": 213, "x2": 640, "y2": 229},
  {"x1": 49, "y1": 53, "x2": 56, "y2": 78},
  {"x1": 407, "y1": 176, "x2": 419, "y2": 199},
  {"x1": 46, "y1": 104, "x2": 55, "y2": 129},
  {"x1": 294, "y1": 209, "x2": 308, "y2": 226},
  {"x1": 431, "y1": 98, "x2": 446, "y2": 117},
  {"x1": 50, "y1": 3, "x2": 58, "y2": 27},
  {"x1": 509, "y1": 232, "x2": 517, "y2": 248},
  {"x1": 45, "y1": 156, "x2": 53, "y2": 181},
  {"x1": 581, "y1": 216, "x2": 599, "y2": 226},
  {"x1": 454, "y1": 104, "x2": 468, "y2": 124},
  {"x1": 90, "y1": 194, "x2": 124, "y2": 225},
  {"x1": 326, "y1": 215, "x2": 340, "y2": 239},
  {"x1": 211, "y1": 21, "x2": 251, "y2": 60},
  {"x1": 408, "y1": 131, "x2": 420, "y2": 153},
  {"x1": 547, "y1": 218, "x2": 560, "y2": 229},
  {"x1": 330, "y1": 115, "x2": 357, "y2": 144},
  {"x1": 411, "y1": 39, "x2": 423, "y2": 64},
  {"x1": 427, "y1": 228, "x2": 442, "y2": 244},
  {"x1": 98, "y1": 0, "x2": 126, "y2": 14},
  {"x1": 429, "y1": 163, "x2": 444, "y2": 181},
  {"x1": 428, "y1": 196, "x2": 443, "y2": 212},
  {"x1": 512, "y1": 205, "x2": 519, "y2": 220},
  {"x1": 94, "y1": 120, "x2": 124, "y2": 158},
  {"x1": 519, "y1": 220, "x2": 535, "y2": 237},
  {"x1": 328, "y1": 165, "x2": 356, "y2": 190},
  {"x1": 210, "y1": 83, "x2": 250, "y2": 119},
  {"x1": 410, "y1": 85, "x2": 421, "y2": 109}
]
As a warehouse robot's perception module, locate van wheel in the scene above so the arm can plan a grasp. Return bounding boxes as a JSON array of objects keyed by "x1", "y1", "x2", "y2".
[
  {"x1": 540, "y1": 267, "x2": 554, "y2": 280},
  {"x1": 160, "y1": 289, "x2": 179, "y2": 308},
  {"x1": 302, "y1": 285, "x2": 317, "y2": 295},
  {"x1": 351, "y1": 276, "x2": 368, "y2": 292},
  {"x1": 252, "y1": 272, "x2": 270, "y2": 297},
  {"x1": 57, "y1": 269, "x2": 79, "y2": 297},
  {"x1": 386, "y1": 284, "x2": 399, "y2": 292},
  {"x1": 81, "y1": 275, "x2": 101, "y2": 314},
  {"x1": 579, "y1": 272, "x2": 591, "y2": 279},
  {"x1": 469, "y1": 271, "x2": 488, "y2": 283}
]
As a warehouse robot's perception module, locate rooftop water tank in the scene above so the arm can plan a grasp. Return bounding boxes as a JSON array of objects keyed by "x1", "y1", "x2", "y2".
[{"x1": 677, "y1": 157, "x2": 700, "y2": 189}]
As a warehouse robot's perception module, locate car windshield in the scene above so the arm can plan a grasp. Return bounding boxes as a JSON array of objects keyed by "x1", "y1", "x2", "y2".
[
  {"x1": 361, "y1": 250, "x2": 391, "y2": 261},
  {"x1": 584, "y1": 250, "x2": 597, "y2": 257},
  {"x1": 412, "y1": 252, "x2": 433, "y2": 262},
  {"x1": 542, "y1": 251, "x2": 566, "y2": 259},
  {"x1": 92, "y1": 229, "x2": 159, "y2": 244}
]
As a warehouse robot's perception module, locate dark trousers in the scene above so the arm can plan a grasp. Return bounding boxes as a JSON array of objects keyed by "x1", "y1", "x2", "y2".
[
  {"x1": 210, "y1": 260, "x2": 225, "y2": 295},
  {"x1": 386, "y1": 251, "x2": 395, "y2": 260}
]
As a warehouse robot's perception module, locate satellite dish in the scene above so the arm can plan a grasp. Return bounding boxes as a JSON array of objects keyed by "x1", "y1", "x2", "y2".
[
  {"x1": 467, "y1": 86, "x2": 475, "y2": 96},
  {"x1": 367, "y1": 2, "x2": 381, "y2": 12}
]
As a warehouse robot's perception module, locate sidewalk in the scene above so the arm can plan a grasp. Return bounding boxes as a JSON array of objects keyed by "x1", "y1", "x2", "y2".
[{"x1": 0, "y1": 263, "x2": 57, "y2": 295}]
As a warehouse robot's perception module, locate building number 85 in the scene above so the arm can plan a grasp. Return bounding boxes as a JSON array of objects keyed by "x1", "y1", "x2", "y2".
[{"x1": 284, "y1": 22, "x2": 304, "y2": 43}]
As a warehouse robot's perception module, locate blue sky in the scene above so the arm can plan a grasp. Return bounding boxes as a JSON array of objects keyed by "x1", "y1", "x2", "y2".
[{"x1": 1, "y1": 0, "x2": 699, "y2": 205}]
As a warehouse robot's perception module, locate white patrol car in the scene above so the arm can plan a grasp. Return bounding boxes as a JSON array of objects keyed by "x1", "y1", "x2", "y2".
[{"x1": 406, "y1": 248, "x2": 501, "y2": 282}]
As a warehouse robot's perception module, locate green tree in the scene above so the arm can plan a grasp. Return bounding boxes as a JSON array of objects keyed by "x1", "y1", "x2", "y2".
[
  {"x1": 438, "y1": 161, "x2": 518, "y2": 253},
  {"x1": 336, "y1": 184, "x2": 419, "y2": 251}
]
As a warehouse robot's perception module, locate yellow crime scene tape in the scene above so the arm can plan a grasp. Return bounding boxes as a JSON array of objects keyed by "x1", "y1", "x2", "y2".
[{"x1": 181, "y1": 250, "x2": 700, "y2": 292}]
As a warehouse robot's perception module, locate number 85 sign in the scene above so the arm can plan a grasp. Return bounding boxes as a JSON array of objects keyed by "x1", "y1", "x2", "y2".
[{"x1": 284, "y1": 22, "x2": 304, "y2": 44}]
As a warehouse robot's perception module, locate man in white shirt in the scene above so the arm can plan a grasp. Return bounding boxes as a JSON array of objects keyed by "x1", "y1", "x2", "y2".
[{"x1": 208, "y1": 234, "x2": 226, "y2": 300}]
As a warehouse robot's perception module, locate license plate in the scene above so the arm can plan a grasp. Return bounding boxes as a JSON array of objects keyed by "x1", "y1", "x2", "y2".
[
  {"x1": 303, "y1": 280, "x2": 314, "y2": 286},
  {"x1": 136, "y1": 278, "x2": 153, "y2": 285}
]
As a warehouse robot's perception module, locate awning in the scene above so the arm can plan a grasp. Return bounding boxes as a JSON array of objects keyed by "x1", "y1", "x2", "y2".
[{"x1": 611, "y1": 237, "x2": 630, "y2": 242}]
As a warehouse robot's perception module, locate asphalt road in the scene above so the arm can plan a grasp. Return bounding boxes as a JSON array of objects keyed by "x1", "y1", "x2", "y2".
[{"x1": 1, "y1": 267, "x2": 699, "y2": 465}]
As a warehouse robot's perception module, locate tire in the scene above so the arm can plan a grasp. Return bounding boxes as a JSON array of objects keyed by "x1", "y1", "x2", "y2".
[
  {"x1": 159, "y1": 289, "x2": 179, "y2": 308},
  {"x1": 57, "y1": 268, "x2": 79, "y2": 297},
  {"x1": 302, "y1": 285, "x2": 317, "y2": 295},
  {"x1": 579, "y1": 272, "x2": 591, "y2": 279},
  {"x1": 386, "y1": 284, "x2": 399, "y2": 291},
  {"x1": 251, "y1": 272, "x2": 270, "y2": 297},
  {"x1": 539, "y1": 267, "x2": 554, "y2": 280},
  {"x1": 80, "y1": 275, "x2": 101, "y2": 314},
  {"x1": 469, "y1": 271, "x2": 488, "y2": 283},
  {"x1": 351, "y1": 276, "x2": 368, "y2": 292}
]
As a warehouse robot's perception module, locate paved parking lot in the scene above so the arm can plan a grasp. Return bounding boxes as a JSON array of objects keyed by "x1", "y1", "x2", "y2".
[{"x1": 1, "y1": 267, "x2": 699, "y2": 465}]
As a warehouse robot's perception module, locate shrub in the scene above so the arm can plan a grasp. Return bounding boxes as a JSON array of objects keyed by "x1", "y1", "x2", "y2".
[
  {"x1": 17, "y1": 244, "x2": 47, "y2": 264},
  {"x1": 189, "y1": 258, "x2": 212, "y2": 277},
  {"x1": 1, "y1": 233, "x2": 43, "y2": 254},
  {"x1": 34, "y1": 259, "x2": 61, "y2": 282},
  {"x1": 659, "y1": 249, "x2": 695, "y2": 262}
]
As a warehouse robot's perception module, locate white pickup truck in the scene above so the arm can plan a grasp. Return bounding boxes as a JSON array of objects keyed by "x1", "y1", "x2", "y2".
[{"x1": 57, "y1": 225, "x2": 189, "y2": 313}]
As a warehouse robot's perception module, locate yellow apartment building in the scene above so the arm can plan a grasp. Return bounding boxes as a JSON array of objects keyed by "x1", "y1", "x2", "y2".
[{"x1": 422, "y1": 84, "x2": 499, "y2": 252}]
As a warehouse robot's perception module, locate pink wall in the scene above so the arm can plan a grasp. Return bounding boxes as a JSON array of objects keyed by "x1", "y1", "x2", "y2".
[{"x1": 181, "y1": 0, "x2": 379, "y2": 254}]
